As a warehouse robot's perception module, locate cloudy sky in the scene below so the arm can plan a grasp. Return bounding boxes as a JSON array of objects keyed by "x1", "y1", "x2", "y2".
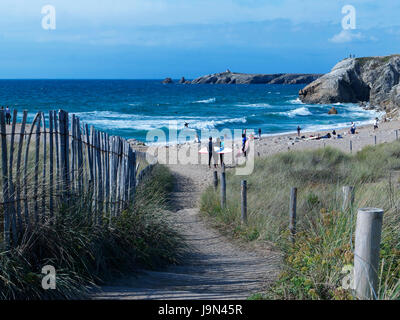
[{"x1": 0, "y1": 0, "x2": 399, "y2": 78}]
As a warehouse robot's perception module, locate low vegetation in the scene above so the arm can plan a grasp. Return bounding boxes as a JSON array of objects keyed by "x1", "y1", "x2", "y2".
[
  {"x1": 200, "y1": 143, "x2": 400, "y2": 299},
  {"x1": 0, "y1": 164, "x2": 185, "y2": 300}
]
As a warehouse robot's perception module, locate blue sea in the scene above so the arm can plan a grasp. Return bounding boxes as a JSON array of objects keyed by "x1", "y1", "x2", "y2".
[{"x1": 0, "y1": 80, "x2": 381, "y2": 143}]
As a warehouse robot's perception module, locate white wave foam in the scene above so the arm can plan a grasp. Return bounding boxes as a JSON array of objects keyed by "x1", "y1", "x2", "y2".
[
  {"x1": 280, "y1": 107, "x2": 312, "y2": 118},
  {"x1": 237, "y1": 103, "x2": 271, "y2": 108},
  {"x1": 288, "y1": 98, "x2": 304, "y2": 105},
  {"x1": 193, "y1": 97, "x2": 216, "y2": 104},
  {"x1": 303, "y1": 119, "x2": 377, "y2": 133},
  {"x1": 189, "y1": 117, "x2": 247, "y2": 130},
  {"x1": 73, "y1": 111, "x2": 246, "y2": 131}
]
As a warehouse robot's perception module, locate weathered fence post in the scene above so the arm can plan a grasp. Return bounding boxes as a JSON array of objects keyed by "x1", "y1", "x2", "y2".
[
  {"x1": 350, "y1": 140, "x2": 353, "y2": 153},
  {"x1": 354, "y1": 207, "x2": 384, "y2": 300},
  {"x1": 213, "y1": 171, "x2": 218, "y2": 190},
  {"x1": 58, "y1": 110, "x2": 69, "y2": 201},
  {"x1": 41, "y1": 113, "x2": 47, "y2": 223},
  {"x1": 33, "y1": 113, "x2": 41, "y2": 224},
  {"x1": 0, "y1": 111, "x2": 10, "y2": 248},
  {"x1": 396, "y1": 130, "x2": 398, "y2": 141},
  {"x1": 49, "y1": 111, "x2": 54, "y2": 218},
  {"x1": 241, "y1": 180, "x2": 247, "y2": 224},
  {"x1": 15, "y1": 111, "x2": 28, "y2": 232},
  {"x1": 374, "y1": 135, "x2": 377, "y2": 145},
  {"x1": 9, "y1": 110, "x2": 18, "y2": 243},
  {"x1": 220, "y1": 170, "x2": 226, "y2": 209},
  {"x1": 342, "y1": 186, "x2": 355, "y2": 211},
  {"x1": 289, "y1": 187, "x2": 297, "y2": 244}
]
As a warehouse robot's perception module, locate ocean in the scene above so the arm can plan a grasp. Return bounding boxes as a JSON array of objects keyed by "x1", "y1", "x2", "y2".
[{"x1": 0, "y1": 80, "x2": 381, "y2": 143}]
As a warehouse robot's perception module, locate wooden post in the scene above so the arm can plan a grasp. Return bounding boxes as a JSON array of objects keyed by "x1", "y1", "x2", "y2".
[
  {"x1": 342, "y1": 186, "x2": 355, "y2": 211},
  {"x1": 241, "y1": 180, "x2": 247, "y2": 224},
  {"x1": 9, "y1": 110, "x2": 18, "y2": 243},
  {"x1": 396, "y1": 130, "x2": 398, "y2": 141},
  {"x1": 23, "y1": 113, "x2": 41, "y2": 227},
  {"x1": 213, "y1": 171, "x2": 218, "y2": 190},
  {"x1": 33, "y1": 113, "x2": 41, "y2": 224},
  {"x1": 350, "y1": 140, "x2": 353, "y2": 153},
  {"x1": 289, "y1": 187, "x2": 297, "y2": 244},
  {"x1": 374, "y1": 135, "x2": 377, "y2": 145},
  {"x1": 15, "y1": 111, "x2": 27, "y2": 232},
  {"x1": 0, "y1": 111, "x2": 10, "y2": 248},
  {"x1": 58, "y1": 110, "x2": 69, "y2": 201},
  {"x1": 354, "y1": 207, "x2": 384, "y2": 300},
  {"x1": 49, "y1": 111, "x2": 54, "y2": 218},
  {"x1": 53, "y1": 111, "x2": 60, "y2": 197},
  {"x1": 220, "y1": 171, "x2": 226, "y2": 209},
  {"x1": 41, "y1": 113, "x2": 47, "y2": 223}
]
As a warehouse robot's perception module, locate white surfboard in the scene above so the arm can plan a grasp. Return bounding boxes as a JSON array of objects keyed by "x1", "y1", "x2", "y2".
[
  {"x1": 217, "y1": 147, "x2": 233, "y2": 154},
  {"x1": 199, "y1": 147, "x2": 209, "y2": 154}
]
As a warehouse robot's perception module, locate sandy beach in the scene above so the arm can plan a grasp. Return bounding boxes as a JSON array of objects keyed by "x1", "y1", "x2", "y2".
[{"x1": 134, "y1": 117, "x2": 400, "y2": 168}]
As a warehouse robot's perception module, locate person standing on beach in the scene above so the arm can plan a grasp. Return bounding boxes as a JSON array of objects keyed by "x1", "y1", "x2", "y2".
[
  {"x1": 242, "y1": 133, "x2": 247, "y2": 157},
  {"x1": 5, "y1": 106, "x2": 11, "y2": 125},
  {"x1": 374, "y1": 118, "x2": 379, "y2": 130},
  {"x1": 219, "y1": 137, "x2": 224, "y2": 166},
  {"x1": 297, "y1": 125, "x2": 301, "y2": 137},
  {"x1": 208, "y1": 137, "x2": 213, "y2": 168},
  {"x1": 258, "y1": 128, "x2": 262, "y2": 140},
  {"x1": 350, "y1": 122, "x2": 356, "y2": 134},
  {"x1": 213, "y1": 138, "x2": 219, "y2": 168}
]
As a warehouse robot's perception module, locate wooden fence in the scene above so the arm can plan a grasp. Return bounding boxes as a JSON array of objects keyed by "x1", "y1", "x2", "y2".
[{"x1": 0, "y1": 109, "x2": 155, "y2": 248}]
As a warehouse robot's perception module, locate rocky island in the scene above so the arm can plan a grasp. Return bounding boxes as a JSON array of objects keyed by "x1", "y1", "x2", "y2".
[
  {"x1": 299, "y1": 55, "x2": 400, "y2": 116},
  {"x1": 190, "y1": 71, "x2": 322, "y2": 85}
]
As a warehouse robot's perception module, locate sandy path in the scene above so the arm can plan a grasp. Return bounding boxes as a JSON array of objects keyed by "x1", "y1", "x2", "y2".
[
  {"x1": 91, "y1": 116, "x2": 400, "y2": 300},
  {"x1": 91, "y1": 164, "x2": 281, "y2": 300}
]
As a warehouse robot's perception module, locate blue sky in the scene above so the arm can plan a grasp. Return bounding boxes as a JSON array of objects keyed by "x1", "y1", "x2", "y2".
[{"x1": 0, "y1": 0, "x2": 399, "y2": 79}]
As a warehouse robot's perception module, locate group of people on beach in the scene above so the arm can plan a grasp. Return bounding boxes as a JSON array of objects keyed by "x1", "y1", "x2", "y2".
[
  {"x1": 1, "y1": 106, "x2": 12, "y2": 125},
  {"x1": 208, "y1": 136, "x2": 225, "y2": 168},
  {"x1": 206, "y1": 129, "x2": 251, "y2": 169}
]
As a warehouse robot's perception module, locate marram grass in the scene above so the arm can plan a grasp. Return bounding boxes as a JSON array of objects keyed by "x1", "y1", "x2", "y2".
[
  {"x1": 201, "y1": 143, "x2": 400, "y2": 300},
  {"x1": 0, "y1": 164, "x2": 185, "y2": 300}
]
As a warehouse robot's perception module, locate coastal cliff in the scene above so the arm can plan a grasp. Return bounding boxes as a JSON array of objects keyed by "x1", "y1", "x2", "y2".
[
  {"x1": 191, "y1": 71, "x2": 321, "y2": 85},
  {"x1": 299, "y1": 55, "x2": 400, "y2": 115}
]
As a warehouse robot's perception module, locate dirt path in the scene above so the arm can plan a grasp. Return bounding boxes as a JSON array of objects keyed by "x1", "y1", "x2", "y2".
[{"x1": 91, "y1": 164, "x2": 281, "y2": 300}]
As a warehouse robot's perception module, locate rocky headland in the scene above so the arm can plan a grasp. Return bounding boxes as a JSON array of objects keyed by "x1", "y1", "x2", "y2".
[
  {"x1": 299, "y1": 55, "x2": 400, "y2": 116},
  {"x1": 190, "y1": 71, "x2": 321, "y2": 85}
]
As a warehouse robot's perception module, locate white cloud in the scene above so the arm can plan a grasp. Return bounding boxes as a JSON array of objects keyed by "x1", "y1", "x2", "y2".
[{"x1": 329, "y1": 29, "x2": 364, "y2": 43}]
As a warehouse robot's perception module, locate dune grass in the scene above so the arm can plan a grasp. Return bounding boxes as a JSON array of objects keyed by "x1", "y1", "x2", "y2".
[
  {"x1": 200, "y1": 143, "x2": 400, "y2": 299},
  {"x1": 0, "y1": 164, "x2": 185, "y2": 300}
]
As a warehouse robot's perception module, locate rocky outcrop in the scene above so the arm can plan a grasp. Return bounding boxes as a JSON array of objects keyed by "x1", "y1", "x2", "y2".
[
  {"x1": 299, "y1": 55, "x2": 400, "y2": 114},
  {"x1": 179, "y1": 77, "x2": 187, "y2": 84},
  {"x1": 162, "y1": 77, "x2": 173, "y2": 84},
  {"x1": 191, "y1": 71, "x2": 321, "y2": 85}
]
